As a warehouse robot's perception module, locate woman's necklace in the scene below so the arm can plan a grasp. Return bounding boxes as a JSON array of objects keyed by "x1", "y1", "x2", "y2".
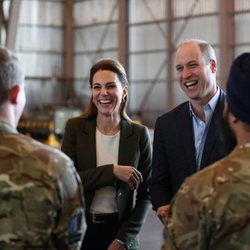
[{"x1": 97, "y1": 121, "x2": 120, "y2": 135}]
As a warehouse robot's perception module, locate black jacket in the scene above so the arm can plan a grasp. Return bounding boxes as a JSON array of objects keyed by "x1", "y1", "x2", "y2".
[{"x1": 150, "y1": 90, "x2": 236, "y2": 211}]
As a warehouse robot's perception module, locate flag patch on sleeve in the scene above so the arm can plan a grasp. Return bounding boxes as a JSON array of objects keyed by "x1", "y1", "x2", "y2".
[{"x1": 68, "y1": 210, "x2": 84, "y2": 244}]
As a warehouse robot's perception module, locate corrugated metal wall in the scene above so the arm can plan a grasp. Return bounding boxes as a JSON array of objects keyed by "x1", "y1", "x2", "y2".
[{"x1": 5, "y1": 0, "x2": 250, "y2": 127}]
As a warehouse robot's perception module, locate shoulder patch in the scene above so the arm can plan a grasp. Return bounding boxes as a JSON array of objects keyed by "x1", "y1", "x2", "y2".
[{"x1": 68, "y1": 209, "x2": 85, "y2": 244}]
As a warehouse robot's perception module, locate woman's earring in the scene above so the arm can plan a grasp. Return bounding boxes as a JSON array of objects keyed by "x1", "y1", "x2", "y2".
[{"x1": 122, "y1": 96, "x2": 125, "y2": 103}]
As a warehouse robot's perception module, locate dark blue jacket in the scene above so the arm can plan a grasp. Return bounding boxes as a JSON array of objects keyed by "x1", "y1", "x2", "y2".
[{"x1": 150, "y1": 90, "x2": 236, "y2": 210}]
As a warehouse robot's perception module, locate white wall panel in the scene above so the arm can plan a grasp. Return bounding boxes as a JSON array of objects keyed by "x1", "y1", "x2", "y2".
[
  {"x1": 16, "y1": 26, "x2": 63, "y2": 51},
  {"x1": 235, "y1": 0, "x2": 250, "y2": 11},
  {"x1": 173, "y1": 0, "x2": 218, "y2": 17},
  {"x1": 129, "y1": 53, "x2": 166, "y2": 80},
  {"x1": 18, "y1": 53, "x2": 63, "y2": 77},
  {"x1": 130, "y1": 24, "x2": 166, "y2": 52},
  {"x1": 74, "y1": 51, "x2": 118, "y2": 79},
  {"x1": 235, "y1": 13, "x2": 250, "y2": 44},
  {"x1": 24, "y1": 79, "x2": 63, "y2": 110},
  {"x1": 74, "y1": 24, "x2": 118, "y2": 52},
  {"x1": 173, "y1": 16, "x2": 219, "y2": 45},
  {"x1": 129, "y1": 0, "x2": 166, "y2": 23},
  {"x1": 129, "y1": 81, "x2": 167, "y2": 113},
  {"x1": 74, "y1": 0, "x2": 118, "y2": 25},
  {"x1": 19, "y1": 1, "x2": 64, "y2": 26}
]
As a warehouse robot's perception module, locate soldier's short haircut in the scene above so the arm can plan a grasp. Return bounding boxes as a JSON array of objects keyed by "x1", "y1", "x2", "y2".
[
  {"x1": 0, "y1": 46, "x2": 25, "y2": 105},
  {"x1": 227, "y1": 52, "x2": 250, "y2": 125}
]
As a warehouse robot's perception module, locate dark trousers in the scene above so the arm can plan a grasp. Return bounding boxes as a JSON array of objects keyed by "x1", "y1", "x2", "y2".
[{"x1": 81, "y1": 213, "x2": 119, "y2": 250}]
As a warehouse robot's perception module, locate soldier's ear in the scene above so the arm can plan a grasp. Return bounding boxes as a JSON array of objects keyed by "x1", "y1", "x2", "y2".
[
  {"x1": 10, "y1": 85, "x2": 20, "y2": 104},
  {"x1": 228, "y1": 111, "x2": 238, "y2": 124}
]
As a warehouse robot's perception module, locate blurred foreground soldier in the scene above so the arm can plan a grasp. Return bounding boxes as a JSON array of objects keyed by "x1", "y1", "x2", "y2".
[
  {"x1": 163, "y1": 52, "x2": 250, "y2": 250},
  {"x1": 0, "y1": 46, "x2": 86, "y2": 249}
]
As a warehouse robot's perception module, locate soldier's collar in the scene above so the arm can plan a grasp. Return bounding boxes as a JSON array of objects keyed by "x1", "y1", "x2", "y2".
[{"x1": 0, "y1": 120, "x2": 18, "y2": 134}]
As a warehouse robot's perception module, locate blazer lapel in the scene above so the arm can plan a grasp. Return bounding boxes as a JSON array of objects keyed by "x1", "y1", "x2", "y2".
[
  {"x1": 200, "y1": 90, "x2": 225, "y2": 168},
  {"x1": 116, "y1": 118, "x2": 138, "y2": 190},
  {"x1": 118, "y1": 118, "x2": 134, "y2": 165},
  {"x1": 78, "y1": 117, "x2": 97, "y2": 170},
  {"x1": 182, "y1": 104, "x2": 197, "y2": 172}
]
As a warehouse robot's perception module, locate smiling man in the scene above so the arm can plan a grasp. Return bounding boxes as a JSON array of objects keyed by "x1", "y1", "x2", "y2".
[
  {"x1": 163, "y1": 52, "x2": 250, "y2": 250},
  {"x1": 150, "y1": 39, "x2": 236, "y2": 224}
]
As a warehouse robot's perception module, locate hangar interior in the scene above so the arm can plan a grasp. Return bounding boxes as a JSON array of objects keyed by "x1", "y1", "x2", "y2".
[
  {"x1": 1, "y1": 1, "x2": 250, "y2": 249},
  {"x1": 2, "y1": 0, "x2": 250, "y2": 142}
]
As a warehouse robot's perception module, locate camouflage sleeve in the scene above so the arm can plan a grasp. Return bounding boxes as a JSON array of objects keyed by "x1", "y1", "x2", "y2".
[
  {"x1": 163, "y1": 180, "x2": 203, "y2": 250},
  {"x1": 53, "y1": 154, "x2": 87, "y2": 249}
]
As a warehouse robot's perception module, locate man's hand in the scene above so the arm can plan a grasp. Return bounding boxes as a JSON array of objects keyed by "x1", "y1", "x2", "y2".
[
  {"x1": 113, "y1": 165, "x2": 143, "y2": 190},
  {"x1": 108, "y1": 239, "x2": 126, "y2": 250},
  {"x1": 157, "y1": 205, "x2": 170, "y2": 224}
]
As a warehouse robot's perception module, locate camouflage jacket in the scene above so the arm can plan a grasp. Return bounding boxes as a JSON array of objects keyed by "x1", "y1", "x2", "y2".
[
  {"x1": 0, "y1": 120, "x2": 86, "y2": 249},
  {"x1": 163, "y1": 142, "x2": 250, "y2": 250}
]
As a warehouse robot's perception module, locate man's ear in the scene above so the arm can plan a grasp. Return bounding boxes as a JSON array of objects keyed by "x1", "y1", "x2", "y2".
[
  {"x1": 10, "y1": 85, "x2": 20, "y2": 104},
  {"x1": 210, "y1": 59, "x2": 217, "y2": 73}
]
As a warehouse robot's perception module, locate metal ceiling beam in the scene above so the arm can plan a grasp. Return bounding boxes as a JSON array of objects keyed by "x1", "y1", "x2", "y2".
[
  {"x1": 64, "y1": 0, "x2": 75, "y2": 104},
  {"x1": 0, "y1": 0, "x2": 7, "y2": 33},
  {"x1": 6, "y1": 0, "x2": 22, "y2": 50},
  {"x1": 166, "y1": 0, "x2": 174, "y2": 110},
  {"x1": 219, "y1": 0, "x2": 235, "y2": 90},
  {"x1": 118, "y1": 0, "x2": 128, "y2": 72}
]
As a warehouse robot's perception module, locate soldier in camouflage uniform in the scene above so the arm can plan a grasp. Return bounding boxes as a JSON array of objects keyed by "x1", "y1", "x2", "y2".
[
  {"x1": 163, "y1": 53, "x2": 250, "y2": 250},
  {"x1": 0, "y1": 46, "x2": 86, "y2": 249}
]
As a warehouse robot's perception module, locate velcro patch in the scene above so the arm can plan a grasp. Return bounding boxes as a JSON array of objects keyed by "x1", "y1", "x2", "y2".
[{"x1": 68, "y1": 210, "x2": 84, "y2": 244}]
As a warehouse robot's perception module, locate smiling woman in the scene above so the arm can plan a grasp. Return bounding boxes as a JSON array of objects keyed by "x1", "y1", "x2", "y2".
[
  {"x1": 61, "y1": 58, "x2": 152, "y2": 250},
  {"x1": 91, "y1": 70, "x2": 127, "y2": 129}
]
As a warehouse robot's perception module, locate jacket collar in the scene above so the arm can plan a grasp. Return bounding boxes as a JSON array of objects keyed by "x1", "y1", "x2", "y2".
[
  {"x1": 80, "y1": 116, "x2": 133, "y2": 139},
  {"x1": 0, "y1": 120, "x2": 18, "y2": 134},
  {"x1": 200, "y1": 89, "x2": 226, "y2": 167}
]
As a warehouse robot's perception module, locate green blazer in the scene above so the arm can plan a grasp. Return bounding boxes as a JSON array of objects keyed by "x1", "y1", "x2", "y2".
[{"x1": 61, "y1": 116, "x2": 152, "y2": 250}]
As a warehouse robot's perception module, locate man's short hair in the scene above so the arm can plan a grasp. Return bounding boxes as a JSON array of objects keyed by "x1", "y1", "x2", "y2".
[
  {"x1": 176, "y1": 38, "x2": 217, "y2": 64},
  {"x1": 0, "y1": 46, "x2": 25, "y2": 105}
]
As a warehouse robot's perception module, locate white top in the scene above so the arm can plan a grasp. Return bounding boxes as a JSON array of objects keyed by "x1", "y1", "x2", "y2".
[{"x1": 89, "y1": 128, "x2": 120, "y2": 213}]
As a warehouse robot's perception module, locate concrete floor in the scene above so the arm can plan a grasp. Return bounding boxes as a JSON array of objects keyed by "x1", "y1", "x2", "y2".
[{"x1": 140, "y1": 209, "x2": 164, "y2": 250}]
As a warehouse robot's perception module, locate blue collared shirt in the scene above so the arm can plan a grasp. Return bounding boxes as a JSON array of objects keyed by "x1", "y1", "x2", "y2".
[{"x1": 189, "y1": 88, "x2": 220, "y2": 170}]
